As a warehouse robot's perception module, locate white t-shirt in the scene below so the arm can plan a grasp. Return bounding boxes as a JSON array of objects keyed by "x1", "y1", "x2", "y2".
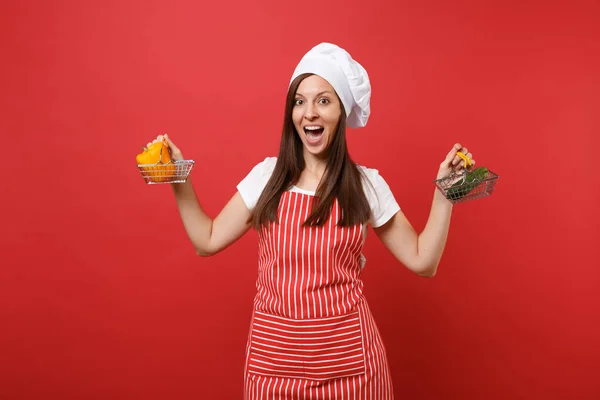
[{"x1": 237, "y1": 157, "x2": 401, "y2": 228}]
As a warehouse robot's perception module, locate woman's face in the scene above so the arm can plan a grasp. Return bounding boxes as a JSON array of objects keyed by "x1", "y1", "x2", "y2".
[{"x1": 292, "y1": 75, "x2": 342, "y2": 160}]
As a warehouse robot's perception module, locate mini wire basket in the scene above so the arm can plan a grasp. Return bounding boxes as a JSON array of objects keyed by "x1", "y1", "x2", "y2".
[
  {"x1": 137, "y1": 160, "x2": 195, "y2": 184},
  {"x1": 434, "y1": 166, "x2": 499, "y2": 204}
]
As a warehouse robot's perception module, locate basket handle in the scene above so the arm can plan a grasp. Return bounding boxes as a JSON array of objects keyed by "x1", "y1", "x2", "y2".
[{"x1": 456, "y1": 151, "x2": 473, "y2": 169}]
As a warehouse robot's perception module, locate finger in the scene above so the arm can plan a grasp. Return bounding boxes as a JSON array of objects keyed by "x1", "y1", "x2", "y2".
[
  {"x1": 445, "y1": 143, "x2": 462, "y2": 162},
  {"x1": 454, "y1": 147, "x2": 471, "y2": 167},
  {"x1": 164, "y1": 136, "x2": 179, "y2": 152},
  {"x1": 452, "y1": 150, "x2": 466, "y2": 166}
]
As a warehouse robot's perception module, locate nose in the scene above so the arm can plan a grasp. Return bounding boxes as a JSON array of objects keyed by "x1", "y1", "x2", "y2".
[{"x1": 304, "y1": 103, "x2": 318, "y2": 120}]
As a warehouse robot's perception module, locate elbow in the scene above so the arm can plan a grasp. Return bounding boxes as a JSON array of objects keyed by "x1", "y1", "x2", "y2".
[
  {"x1": 194, "y1": 236, "x2": 218, "y2": 257},
  {"x1": 195, "y1": 239, "x2": 227, "y2": 257},
  {"x1": 414, "y1": 263, "x2": 438, "y2": 278},
  {"x1": 195, "y1": 247, "x2": 215, "y2": 257},
  {"x1": 417, "y1": 269, "x2": 437, "y2": 278}
]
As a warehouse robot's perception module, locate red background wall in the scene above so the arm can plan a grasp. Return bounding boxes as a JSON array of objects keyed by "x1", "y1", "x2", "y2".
[{"x1": 1, "y1": 0, "x2": 598, "y2": 398}]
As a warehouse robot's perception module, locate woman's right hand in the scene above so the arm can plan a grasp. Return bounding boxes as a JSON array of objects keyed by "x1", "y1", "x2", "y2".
[{"x1": 147, "y1": 133, "x2": 184, "y2": 161}]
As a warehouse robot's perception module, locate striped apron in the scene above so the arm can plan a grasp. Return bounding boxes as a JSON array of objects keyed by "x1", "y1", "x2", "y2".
[{"x1": 244, "y1": 190, "x2": 395, "y2": 399}]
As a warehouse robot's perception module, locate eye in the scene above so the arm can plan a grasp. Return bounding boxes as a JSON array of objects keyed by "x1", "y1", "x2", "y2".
[
  {"x1": 294, "y1": 99, "x2": 304, "y2": 106},
  {"x1": 318, "y1": 98, "x2": 330, "y2": 105}
]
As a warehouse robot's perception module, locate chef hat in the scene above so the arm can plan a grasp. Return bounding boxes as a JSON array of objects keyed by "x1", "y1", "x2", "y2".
[{"x1": 290, "y1": 42, "x2": 371, "y2": 129}]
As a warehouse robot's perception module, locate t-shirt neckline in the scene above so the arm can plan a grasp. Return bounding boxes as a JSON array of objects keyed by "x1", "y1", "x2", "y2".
[{"x1": 290, "y1": 185, "x2": 316, "y2": 196}]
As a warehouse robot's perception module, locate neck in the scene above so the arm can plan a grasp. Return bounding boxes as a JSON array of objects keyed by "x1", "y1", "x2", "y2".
[{"x1": 303, "y1": 152, "x2": 328, "y2": 179}]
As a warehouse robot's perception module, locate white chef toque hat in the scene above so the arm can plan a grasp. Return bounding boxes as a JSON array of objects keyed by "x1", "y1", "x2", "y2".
[{"x1": 289, "y1": 42, "x2": 371, "y2": 129}]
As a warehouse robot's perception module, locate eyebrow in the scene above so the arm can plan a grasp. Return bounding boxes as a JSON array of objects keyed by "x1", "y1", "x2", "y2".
[{"x1": 295, "y1": 91, "x2": 334, "y2": 97}]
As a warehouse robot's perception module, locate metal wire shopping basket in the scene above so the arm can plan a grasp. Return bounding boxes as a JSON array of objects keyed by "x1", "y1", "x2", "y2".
[
  {"x1": 433, "y1": 152, "x2": 499, "y2": 204},
  {"x1": 137, "y1": 160, "x2": 195, "y2": 184}
]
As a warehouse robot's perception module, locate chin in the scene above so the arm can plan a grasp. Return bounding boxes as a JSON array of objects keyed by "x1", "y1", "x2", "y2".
[{"x1": 306, "y1": 147, "x2": 329, "y2": 158}]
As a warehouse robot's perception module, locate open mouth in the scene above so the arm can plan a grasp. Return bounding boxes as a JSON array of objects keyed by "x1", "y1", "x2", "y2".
[{"x1": 304, "y1": 125, "x2": 324, "y2": 142}]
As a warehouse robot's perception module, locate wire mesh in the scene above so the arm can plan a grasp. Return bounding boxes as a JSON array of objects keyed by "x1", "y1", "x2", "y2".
[
  {"x1": 137, "y1": 160, "x2": 195, "y2": 184},
  {"x1": 434, "y1": 167, "x2": 499, "y2": 204}
]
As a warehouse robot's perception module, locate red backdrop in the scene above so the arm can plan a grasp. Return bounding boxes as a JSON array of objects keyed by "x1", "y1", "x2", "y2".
[{"x1": 1, "y1": 0, "x2": 598, "y2": 398}]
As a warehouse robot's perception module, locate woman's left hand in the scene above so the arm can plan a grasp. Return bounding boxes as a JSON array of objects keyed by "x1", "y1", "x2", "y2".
[{"x1": 436, "y1": 143, "x2": 475, "y2": 180}]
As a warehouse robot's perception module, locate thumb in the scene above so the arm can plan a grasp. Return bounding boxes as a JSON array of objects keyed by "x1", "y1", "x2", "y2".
[
  {"x1": 163, "y1": 134, "x2": 184, "y2": 160},
  {"x1": 163, "y1": 134, "x2": 178, "y2": 150},
  {"x1": 445, "y1": 143, "x2": 461, "y2": 160}
]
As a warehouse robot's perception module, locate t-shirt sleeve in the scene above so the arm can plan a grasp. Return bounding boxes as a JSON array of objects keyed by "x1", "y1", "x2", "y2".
[
  {"x1": 236, "y1": 157, "x2": 277, "y2": 210},
  {"x1": 360, "y1": 166, "x2": 401, "y2": 228}
]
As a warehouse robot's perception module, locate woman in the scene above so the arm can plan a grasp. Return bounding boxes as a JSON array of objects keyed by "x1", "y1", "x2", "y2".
[{"x1": 147, "y1": 43, "x2": 474, "y2": 399}]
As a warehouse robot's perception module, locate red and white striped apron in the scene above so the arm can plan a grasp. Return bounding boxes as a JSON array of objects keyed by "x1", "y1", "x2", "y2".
[{"x1": 244, "y1": 190, "x2": 394, "y2": 399}]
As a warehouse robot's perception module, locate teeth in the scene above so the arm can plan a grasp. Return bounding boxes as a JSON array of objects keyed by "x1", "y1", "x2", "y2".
[{"x1": 305, "y1": 126, "x2": 323, "y2": 131}]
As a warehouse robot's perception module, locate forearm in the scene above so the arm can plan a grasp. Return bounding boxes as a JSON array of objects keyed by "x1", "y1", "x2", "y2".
[
  {"x1": 171, "y1": 178, "x2": 214, "y2": 255},
  {"x1": 416, "y1": 189, "x2": 454, "y2": 276}
]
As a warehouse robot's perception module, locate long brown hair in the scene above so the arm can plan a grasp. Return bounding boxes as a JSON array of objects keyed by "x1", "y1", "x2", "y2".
[{"x1": 249, "y1": 73, "x2": 372, "y2": 230}]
